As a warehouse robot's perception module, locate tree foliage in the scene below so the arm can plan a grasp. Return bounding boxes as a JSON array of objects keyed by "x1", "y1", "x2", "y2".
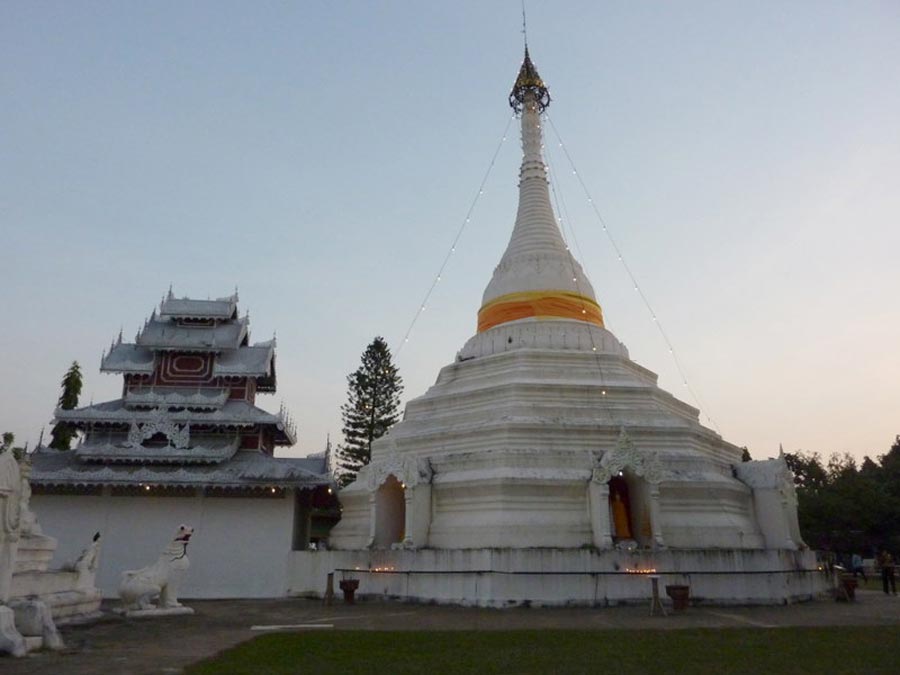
[
  {"x1": 784, "y1": 435, "x2": 900, "y2": 555},
  {"x1": 336, "y1": 337, "x2": 403, "y2": 486},
  {"x1": 49, "y1": 361, "x2": 82, "y2": 450}
]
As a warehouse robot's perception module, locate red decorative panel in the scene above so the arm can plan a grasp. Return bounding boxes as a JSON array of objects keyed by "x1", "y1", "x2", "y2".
[
  {"x1": 155, "y1": 352, "x2": 214, "y2": 385},
  {"x1": 172, "y1": 355, "x2": 205, "y2": 373}
]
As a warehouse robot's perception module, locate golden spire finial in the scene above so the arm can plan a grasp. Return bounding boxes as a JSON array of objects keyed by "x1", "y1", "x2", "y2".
[{"x1": 509, "y1": 45, "x2": 550, "y2": 113}]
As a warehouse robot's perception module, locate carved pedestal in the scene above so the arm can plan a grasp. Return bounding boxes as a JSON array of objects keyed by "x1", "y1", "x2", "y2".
[
  {"x1": 0, "y1": 606, "x2": 25, "y2": 657},
  {"x1": 11, "y1": 599, "x2": 63, "y2": 650}
]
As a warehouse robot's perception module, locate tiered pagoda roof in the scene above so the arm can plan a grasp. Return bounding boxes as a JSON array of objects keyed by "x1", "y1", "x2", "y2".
[
  {"x1": 31, "y1": 290, "x2": 325, "y2": 492},
  {"x1": 158, "y1": 294, "x2": 239, "y2": 320},
  {"x1": 30, "y1": 448, "x2": 328, "y2": 490}
]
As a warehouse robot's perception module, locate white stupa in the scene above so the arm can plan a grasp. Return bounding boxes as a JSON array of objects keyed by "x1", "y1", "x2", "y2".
[{"x1": 293, "y1": 47, "x2": 825, "y2": 606}]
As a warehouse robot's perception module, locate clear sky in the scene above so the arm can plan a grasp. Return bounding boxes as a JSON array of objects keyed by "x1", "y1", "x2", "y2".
[{"x1": 2, "y1": 2, "x2": 898, "y2": 463}]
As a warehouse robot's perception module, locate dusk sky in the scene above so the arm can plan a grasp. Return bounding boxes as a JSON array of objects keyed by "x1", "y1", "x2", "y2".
[{"x1": 2, "y1": 2, "x2": 898, "y2": 463}]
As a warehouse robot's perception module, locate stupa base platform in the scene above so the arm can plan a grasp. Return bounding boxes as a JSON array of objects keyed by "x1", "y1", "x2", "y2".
[{"x1": 289, "y1": 548, "x2": 829, "y2": 607}]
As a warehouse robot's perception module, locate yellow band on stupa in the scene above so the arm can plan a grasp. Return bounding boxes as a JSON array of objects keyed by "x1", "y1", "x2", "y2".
[{"x1": 477, "y1": 290, "x2": 604, "y2": 333}]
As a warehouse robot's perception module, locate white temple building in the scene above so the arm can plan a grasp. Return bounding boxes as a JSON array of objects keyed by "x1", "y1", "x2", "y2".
[
  {"x1": 30, "y1": 292, "x2": 337, "y2": 599},
  {"x1": 289, "y1": 47, "x2": 826, "y2": 606}
]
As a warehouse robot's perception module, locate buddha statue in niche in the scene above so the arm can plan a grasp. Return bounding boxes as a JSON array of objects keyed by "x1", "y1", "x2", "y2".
[{"x1": 608, "y1": 477, "x2": 634, "y2": 540}]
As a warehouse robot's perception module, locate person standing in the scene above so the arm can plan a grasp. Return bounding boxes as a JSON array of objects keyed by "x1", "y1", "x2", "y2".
[
  {"x1": 877, "y1": 550, "x2": 896, "y2": 595},
  {"x1": 851, "y1": 553, "x2": 867, "y2": 584}
]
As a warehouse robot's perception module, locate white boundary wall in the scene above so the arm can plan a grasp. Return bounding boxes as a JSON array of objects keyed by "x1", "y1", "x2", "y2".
[
  {"x1": 289, "y1": 548, "x2": 829, "y2": 607},
  {"x1": 33, "y1": 491, "x2": 297, "y2": 598}
]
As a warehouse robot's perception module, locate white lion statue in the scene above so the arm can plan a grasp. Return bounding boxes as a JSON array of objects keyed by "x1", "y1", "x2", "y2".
[{"x1": 119, "y1": 525, "x2": 194, "y2": 612}]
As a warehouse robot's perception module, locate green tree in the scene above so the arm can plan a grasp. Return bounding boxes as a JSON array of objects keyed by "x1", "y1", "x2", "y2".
[
  {"x1": 49, "y1": 361, "x2": 82, "y2": 450},
  {"x1": 784, "y1": 451, "x2": 828, "y2": 492},
  {"x1": 785, "y1": 441, "x2": 900, "y2": 554},
  {"x1": 336, "y1": 337, "x2": 403, "y2": 486}
]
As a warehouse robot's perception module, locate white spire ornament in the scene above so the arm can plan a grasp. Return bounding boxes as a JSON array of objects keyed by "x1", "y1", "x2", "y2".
[{"x1": 477, "y1": 47, "x2": 602, "y2": 334}]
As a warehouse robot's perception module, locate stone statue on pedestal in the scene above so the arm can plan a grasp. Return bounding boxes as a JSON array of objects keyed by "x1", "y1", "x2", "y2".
[
  {"x1": 0, "y1": 448, "x2": 25, "y2": 656},
  {"x1": 118, "y1": 525, "x2": 195, "y2": 617},
  {"x1": 17, "y1": 455, "x2": 41, "y2": 537},
  {"x1": 0, "y1": 450, "x2": 66, "y2": 656}
]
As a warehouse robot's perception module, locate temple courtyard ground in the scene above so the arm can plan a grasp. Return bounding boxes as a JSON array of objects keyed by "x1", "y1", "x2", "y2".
[{"x1": 3, "y1": 588, "x2": 899, "y2": 674}]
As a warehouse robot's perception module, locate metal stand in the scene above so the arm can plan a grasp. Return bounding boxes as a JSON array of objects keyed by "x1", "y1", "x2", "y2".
[
  {"x1": 648, "y1": 575, "x2": 667, "y2": 616},
  {"x1": 323, "y1": 572, "x2": 334, "y2": 606}
]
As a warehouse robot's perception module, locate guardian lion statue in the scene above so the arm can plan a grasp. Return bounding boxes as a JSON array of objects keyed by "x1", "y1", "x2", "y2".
[{"x1": 119, "y1": 525, "x2": 194, "y2": 612}]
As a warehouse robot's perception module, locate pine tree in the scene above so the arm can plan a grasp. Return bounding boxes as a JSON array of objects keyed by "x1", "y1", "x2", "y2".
[
  {"x1": 337, "y1": 337, "x2": 403, "y2": 486},
  {"x1": 49, "y1": 361, "x2": 83, "y2": 450}
]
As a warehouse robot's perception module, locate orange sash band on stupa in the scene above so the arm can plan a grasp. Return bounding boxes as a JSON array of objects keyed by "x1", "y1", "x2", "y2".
[{"x1": 477, "y1": 290, "x2": 604, "y2": 333}]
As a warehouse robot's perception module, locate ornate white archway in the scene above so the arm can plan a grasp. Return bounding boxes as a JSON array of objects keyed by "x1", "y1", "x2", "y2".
[
  {"x1": 362, "y1": 454, "x2": 432, "y2": 549},
  {"x1": 589, "y1": 429, "x2": 666, "y2": 549}
]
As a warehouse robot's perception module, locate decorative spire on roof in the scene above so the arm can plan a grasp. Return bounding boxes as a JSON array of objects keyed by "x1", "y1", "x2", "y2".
[
  {"x1": 509, "y1": 46, "x2": 550, "y2": 114},
  {"x1": 477, "y1": 45, "x2": 603, "y2": 334}
]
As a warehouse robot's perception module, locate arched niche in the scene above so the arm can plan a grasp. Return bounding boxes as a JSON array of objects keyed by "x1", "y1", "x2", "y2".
[
  {"x1": 590, "y1": 429, "x2": 666, "y2": 549},
  {"x1": 373, "y1": 474, "x2": 405, "y2": 548},
  {"x1": 608, "y1": 471, "x2": 653, "y2": 546},
  {"x1": 608, "y1": 474, "x2": 634, "y2": 540}
]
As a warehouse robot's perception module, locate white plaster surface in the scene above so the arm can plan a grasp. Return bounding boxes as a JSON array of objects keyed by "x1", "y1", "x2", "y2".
[
  {"x1": 289, "y1": 548, "x2": 828, "y2": 607},
  {"x1": 32, "y1": 491, "x2": 298, "y2": 598}
]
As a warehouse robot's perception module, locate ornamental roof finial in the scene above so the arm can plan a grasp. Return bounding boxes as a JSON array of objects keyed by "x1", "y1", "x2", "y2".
[
  {"x1": 167, "y1": 284, "x2": 174, "y2": 300},
  {"x1": 509, "y1": 45, "x2": 550, "y2": 114}
]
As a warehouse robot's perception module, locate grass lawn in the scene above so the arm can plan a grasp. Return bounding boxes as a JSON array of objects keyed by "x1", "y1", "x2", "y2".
[{"x1": 186, "y1": 626, "x2": 899, "y2": 674}]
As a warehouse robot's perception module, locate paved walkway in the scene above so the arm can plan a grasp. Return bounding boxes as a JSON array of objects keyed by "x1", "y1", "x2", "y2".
[{"x1": 4, "y1": 589, "x2": 900, "y2": 675}]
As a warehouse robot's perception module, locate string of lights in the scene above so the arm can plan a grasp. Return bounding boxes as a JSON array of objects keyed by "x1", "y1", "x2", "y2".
[
  {"x1": 542, "y1": 131, "x2": 619, "y2": 428},
  {"x1": 543, "y1": 134, "x2": 617, "y2": 338},
  {"x1": 544, "y1": 114, "x2": 721, "y2": 433},
  {"x1": 395, "y1": 114, "x2": 515, "y2": 357},
  {"x1": 546, "y1": 131, "x2": 690, "y2": 432}
]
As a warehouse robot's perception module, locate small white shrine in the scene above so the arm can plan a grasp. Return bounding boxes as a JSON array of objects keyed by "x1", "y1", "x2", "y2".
[{"x1": 290, "y1": 47, "x2": 826, "y2": 606}]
